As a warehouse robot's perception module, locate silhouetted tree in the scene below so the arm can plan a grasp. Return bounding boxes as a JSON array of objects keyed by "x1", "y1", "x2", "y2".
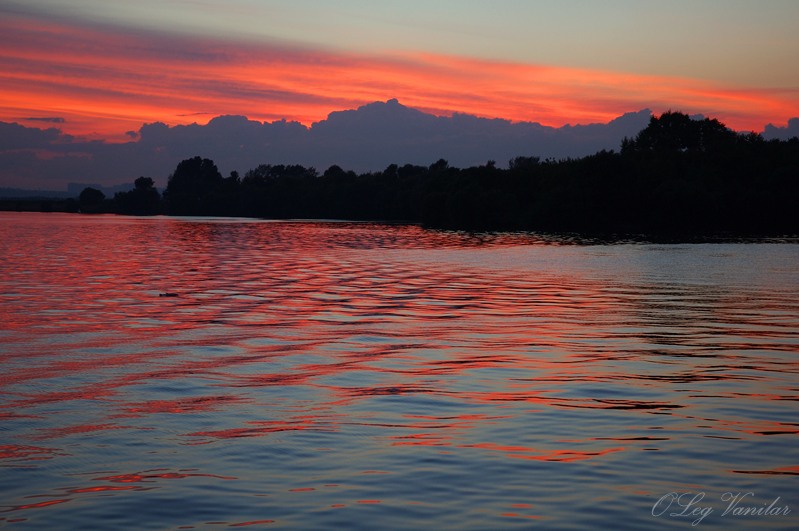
[
  {"x1": 429, "y1": 159, "x2": 449, "y2": 173},
  {"x1": 624, "y1": 111, "x2": 738, "y2": 154},
  {"x1": 323, "y1": 165, "x2": 348, "y2": 179},
  {"x1": 382, "y1": 164, "x2": 398, "y2": 179},
  {"x1": 508, "y1": 156, "x2": 540, "y2": 171},
  {"x1": 211, "y1": 170, "x2": 241, "y2": 216},
  {"x1": 114, "y1": 176, "x2": 161, "y2": 215},
  {"x1": 164, "y1": 156, "x2": 224, "y2": 215},
  {"x1": 79, "y1": 187, "x2": 106, "y2": 213},
  {"x1": 238, "y1": 164, "x2": 320, "y2": 217}
]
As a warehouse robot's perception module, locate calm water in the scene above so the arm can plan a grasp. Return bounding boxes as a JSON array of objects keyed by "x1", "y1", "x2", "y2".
[{"x1": 1, "y1": 212, "x2": 797, "y2": 530}]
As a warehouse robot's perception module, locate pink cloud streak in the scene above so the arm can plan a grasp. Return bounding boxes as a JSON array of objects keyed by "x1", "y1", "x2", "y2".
[{"x1": 0, "y1": 12, "x2": 796, "y2": 140}]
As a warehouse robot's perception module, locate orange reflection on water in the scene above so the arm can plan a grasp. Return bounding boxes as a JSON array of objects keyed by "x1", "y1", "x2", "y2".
[
  {"x1": 67, "y1": 485, "x2": 142, "y2": 494},
  {"x1": 731, "y1": 465, "x2": 799, "y2": 476},
  {"x1": 0, "y1": 445, "x2": 66, "y2": 462},
  {"x1": 2, "y1": 499, "x2": 71, "y2": 512},
  {"x1": 95, "y1": 470, "x2": 237, "y2": 483}
]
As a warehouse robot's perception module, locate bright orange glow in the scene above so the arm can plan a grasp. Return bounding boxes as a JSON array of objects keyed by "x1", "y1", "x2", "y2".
[{"x1": 1, "y1": 12, "x2": 796, "y2": 141}]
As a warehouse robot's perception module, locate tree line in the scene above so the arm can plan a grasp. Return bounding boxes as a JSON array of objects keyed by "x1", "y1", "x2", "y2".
[{"x1": 70, "y1": 111, "x2": 799, "y2": 235}]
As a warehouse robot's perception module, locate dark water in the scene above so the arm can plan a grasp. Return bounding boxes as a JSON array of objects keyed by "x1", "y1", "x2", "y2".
[{"x1": 1, "y1": 212, "x2": 797, "y2": 530}]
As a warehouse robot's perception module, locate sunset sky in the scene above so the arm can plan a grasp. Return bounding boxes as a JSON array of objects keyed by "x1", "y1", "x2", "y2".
[{"x1": 1, "y1": 0, "x2": 798, "y2": 141}]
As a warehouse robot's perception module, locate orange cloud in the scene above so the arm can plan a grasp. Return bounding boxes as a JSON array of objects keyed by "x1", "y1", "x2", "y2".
[{"x1": 1, "y1": 12, "x2": 796, "y2": 140}]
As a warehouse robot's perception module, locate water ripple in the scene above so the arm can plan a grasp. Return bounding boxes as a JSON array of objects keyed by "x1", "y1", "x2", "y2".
[{"x1": 1, "y1": 213, "x2": 798, "y2": 529}]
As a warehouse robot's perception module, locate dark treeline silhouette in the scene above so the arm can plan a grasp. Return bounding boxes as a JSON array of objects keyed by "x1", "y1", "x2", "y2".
[
  {"x1": 114, "y1": 177, "x2": 161, "y2": 215},
  {"x1": 8, "y1": 111, "x2": 797, "y2": 235}
]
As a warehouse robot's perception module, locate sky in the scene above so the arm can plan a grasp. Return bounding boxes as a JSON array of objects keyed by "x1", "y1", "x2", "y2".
[{"x1": 1, "y1": 0, "x2": 798, "y2": 144}]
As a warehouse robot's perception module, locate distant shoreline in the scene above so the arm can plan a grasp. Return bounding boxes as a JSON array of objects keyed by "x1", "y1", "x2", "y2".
[{"x1": 4, "y1": 112, "x2": 797, "y2": 239}]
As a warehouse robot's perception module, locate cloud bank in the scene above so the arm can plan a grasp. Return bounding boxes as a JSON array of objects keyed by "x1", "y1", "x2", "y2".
[
  {"x1": 2, "y1": 99, "x2": 796, "y2": 192},
  {"x1": 763, "y1": 118, "x2": 799, "y2": 141},
  {"x1": 0, "y1": 100, "x2": 655, "y2": 190}
]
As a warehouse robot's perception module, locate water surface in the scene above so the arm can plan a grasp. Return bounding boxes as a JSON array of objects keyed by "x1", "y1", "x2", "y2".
[{"x1": 1, "y1": 212, "x2": 797, "y2": 529}]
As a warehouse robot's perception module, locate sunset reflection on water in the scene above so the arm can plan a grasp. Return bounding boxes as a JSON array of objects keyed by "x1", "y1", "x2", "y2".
[{"x1": 1, "y1": 213, "x2": 797, "y2": 529}]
